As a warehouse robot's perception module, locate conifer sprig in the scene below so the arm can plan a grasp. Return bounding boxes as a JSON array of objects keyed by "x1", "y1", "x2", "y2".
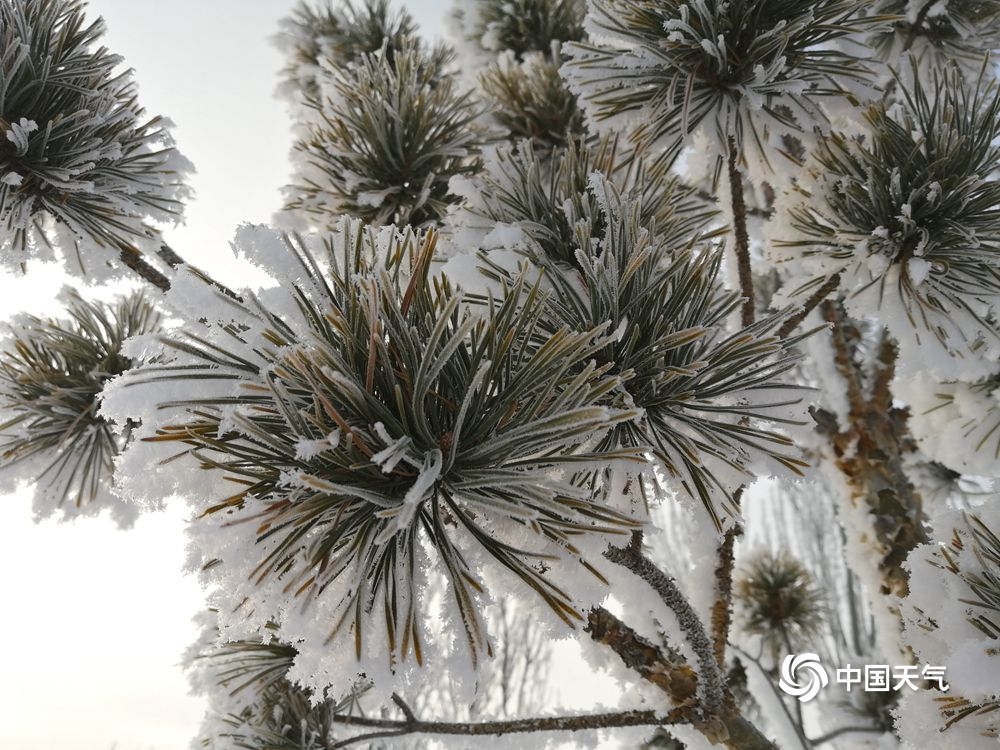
[
  {"x1": 929, "y1": 513, "x2": 1000, "y2": 736},
  {"x1": 469, "y1": 137, "x2": 716, "y2": 268},
  {"x1": 481, "y1": 49, "x2": 585, "y2": 150},
  {"x1": 0, "y1": 290, "x2": 160, "y2": 518},
  {"x1": 129, "y1": 224, "x2": 643, "y2": 665},
  {"x1": 563, "y1": 0, "x2": 885, "y2": 161},
  {"x1": 780, "y1": 61, "x2": 1000, "y2": 351},
  {"x1": 276, "y1": 0, "x2": 421, "y2": 100},
  {"x1": 736, "y1": 551, "x2": 825, "y2": 658},
  {"x1": 873, "y1": 0, "x2": 1000, "y2": 62},
  {"x1": 0, "y1": 0, "x2": 189, "y2": 264},
  {"x1": 286, "y1": 38, "x2": 482, "y2": 228},
  {"x1": 456, "y1": 0, "x2": 586, "y2": 60},
  {"x1": 485, "y1": 182, "x2": 806, "y2": 526}
]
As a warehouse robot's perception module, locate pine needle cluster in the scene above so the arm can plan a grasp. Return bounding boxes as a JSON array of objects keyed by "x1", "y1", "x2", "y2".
[
  {"x1": 466, "y1": 136, "x2": 715, "y2": 267},
  {"x1": 563, "y1": 0, "x2": 883, "y2": 160},
  {"x1": 780, "y1": 62, "x2": 1000, "y2": 354},
  {"x1": 736, "y1": 550, "x2": 825, "y2": 658},
  {"x1": 0, "y1": 0, "x2": 189, "y2": 266},
  {"x1": 455, "y1": 0, "x2": 586, "y2": 60},
  {"x1": 483, "y1": 181, "x2": 805, "y2": 525},
  {"x1": 0, "y1": 290, "x2": 160, "y2": 521},
  {"x1": 928, "y1": 514, "x2": 1000, "y2": 736},
  {"x1": 873, "y1": 0, "x2": 1000, "y2": 64},
  {"x1": 285, "y1": 38, "x2": 482, "y2": 228},
  {"x1": 128, "y1": 223, "x2": 642, "y2": 665},
  {"x1": 480, "y1": 48, "x2": 586, "y2": 150},
  {"x1": 275, "y1": 0, "x2": 420, "y2": 100},
  {"x1": 191, "y1": 627, "x2": 354, "y2": 750}
]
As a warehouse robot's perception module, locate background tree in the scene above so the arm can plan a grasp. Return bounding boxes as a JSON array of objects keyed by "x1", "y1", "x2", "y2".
[{"x1": 2, "y1": 0, "x2": 999, "y2": 748}]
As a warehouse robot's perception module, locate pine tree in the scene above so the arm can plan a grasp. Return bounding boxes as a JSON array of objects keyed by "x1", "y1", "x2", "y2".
[{"x1": 3, "y1": 0, "x2": 1000, "y2": 748}]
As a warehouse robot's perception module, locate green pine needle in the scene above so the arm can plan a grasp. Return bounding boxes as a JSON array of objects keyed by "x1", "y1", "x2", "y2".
[
  {"x1": 0, "y1": 290, "x2": 161, "y2": 515},
  {"x1": 134, "y1": 224, "x2": 643, "y2": 665}
]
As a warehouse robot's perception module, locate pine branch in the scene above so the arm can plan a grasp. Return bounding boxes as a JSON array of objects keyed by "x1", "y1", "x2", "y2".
[
  {"x1": 329, "y1": 706, "x2": 671, "y2": 748},
  {"x1": 776, "y1": 272, "x2": 842, "y2": 338},
  {"x1": 588, "y1": 593, "x2": 779, "y2": 750},
  {"x1": 710, "y1": 523, "x2": 740, "y2": 668},
  {"x1": 118, "y1": 244, "x2": 170, "y2": 292},
  {"x1": 156, "y1": 239, "x2": 243, "y2": 302},
  {"x1": 585, "y1": 606, "x2": 699, "y2": 709},
  {"x1": 604, "y1": 540, "x2": 726, "y2": 713},
  {"x1": 819, "y1": 301, "x2": 928, "y2": 598},
  {"x1": 727, "y1": 138, "x2": 755, "y2": 328}
]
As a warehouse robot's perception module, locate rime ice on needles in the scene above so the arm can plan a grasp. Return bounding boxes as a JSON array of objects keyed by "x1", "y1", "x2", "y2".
[
  {"x1": 283, "y1": 34, "x2": 481, "y2": 229},
  {"x1": 871, "y1": 0, "x2": 1000, "y2": 68},
  {"x1": 457, "y1": 137, "x2": 715, "y2": 268},
  {"x1": 0, "y1": 289, "x2": 160, "y2": 525},
  {"x1": 899, "y1": 506, "x2": 1000, "y2": 749},
  {"x1": 483, "y1": 178, "x2": 807, "y2": 527},
  {"x1": 480, "y1": 48, "x2": 586, "y2": 151},
  {"x1": 774, "y1": 62, "x2": 1000, "y2": 375},
  {"x1": 186, "y1": 611, "x2": 362, "y2": 750},
  {"x1": 105, "y1": 221, "x2": 644, "y2": 686},
  {"x1": 274, "y1": 0, "x2": 420, "y2": 104},
  {"x1": 0, "y1": 0, "x2": 190, "y2": 274},
  {"x1": 562, "y1": 0, "x2": 884, "y2": 165},
  {"x1": 451, "y1": 0, "x2": 586, "y2": 62}
]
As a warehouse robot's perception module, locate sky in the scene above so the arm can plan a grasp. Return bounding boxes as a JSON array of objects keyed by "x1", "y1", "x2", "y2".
[{"x1": 0, "y1": 2, "x2": 445, "y2": 749}]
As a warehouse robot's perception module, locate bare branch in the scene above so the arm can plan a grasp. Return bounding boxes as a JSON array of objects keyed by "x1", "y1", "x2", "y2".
[
  {"x1": 811, "y1": 724, "x2": 884, "y2": 745},
  {"x1": 711, "y1": 524, "x2": 740, "y2": 668},
  {"x1": 727, "y1": 137, "x2": 755, "y2": 327},
  {"x1": 330, "y1": 708, "x2": 671, "y2": 748},
  {"x1": 391, "y1": 692, "x2": 417, "y2": 722}
]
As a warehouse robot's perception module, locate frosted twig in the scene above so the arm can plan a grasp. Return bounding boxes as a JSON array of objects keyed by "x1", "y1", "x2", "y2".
[
  {"x1": 157, "y1": 239, "x2": 243, "y2": 301},
  {"x1": 604, "y1": 542, "x2": 726, "y2": 713},
  {"x1": 330, "y1": 707, "x2": 672, "y2": 748}
]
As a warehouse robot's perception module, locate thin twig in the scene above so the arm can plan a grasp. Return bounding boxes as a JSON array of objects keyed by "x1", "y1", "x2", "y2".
[
  {"x1": 727, "y1": 137, "x2": 755, "y2": 327},
  {"x1": 811, "y1": 724, "x2": 884, "y2": 745},
  {"x1": 711, "y1": 523, "x2": 740, "y2": 668},
  {"x1": 156, "y1": 242, "x2": 185, "y2": 268},
  {"x1": 157, "y1": 240, "x2": 243, "y2": 302},
  {"x1": 904, "y1": 0, "x2": 938, "y2": 51},
  {"x1": 391, "y1": 692, "x2": 417, "y2": 722},
  {"x1": 696, "y1": 188, "x2": 773, "y2": 219},
  {"x1": 330, "y1": 708, "x2": 670, "y2": 748},
  {"x1": 776, "y1": 272, "x2": 842, "y2": 338},
  {"x1": 731, "y1": 645, "x2": 811, "y2": 750},
  {"x1": 782, "y1": 630, "x2": 811, "y2": 749}
]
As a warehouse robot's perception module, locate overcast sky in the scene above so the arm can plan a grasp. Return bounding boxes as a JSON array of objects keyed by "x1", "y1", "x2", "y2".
[{"x1": 0, "y1": 2, "x2": 445, "y2": 749}]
